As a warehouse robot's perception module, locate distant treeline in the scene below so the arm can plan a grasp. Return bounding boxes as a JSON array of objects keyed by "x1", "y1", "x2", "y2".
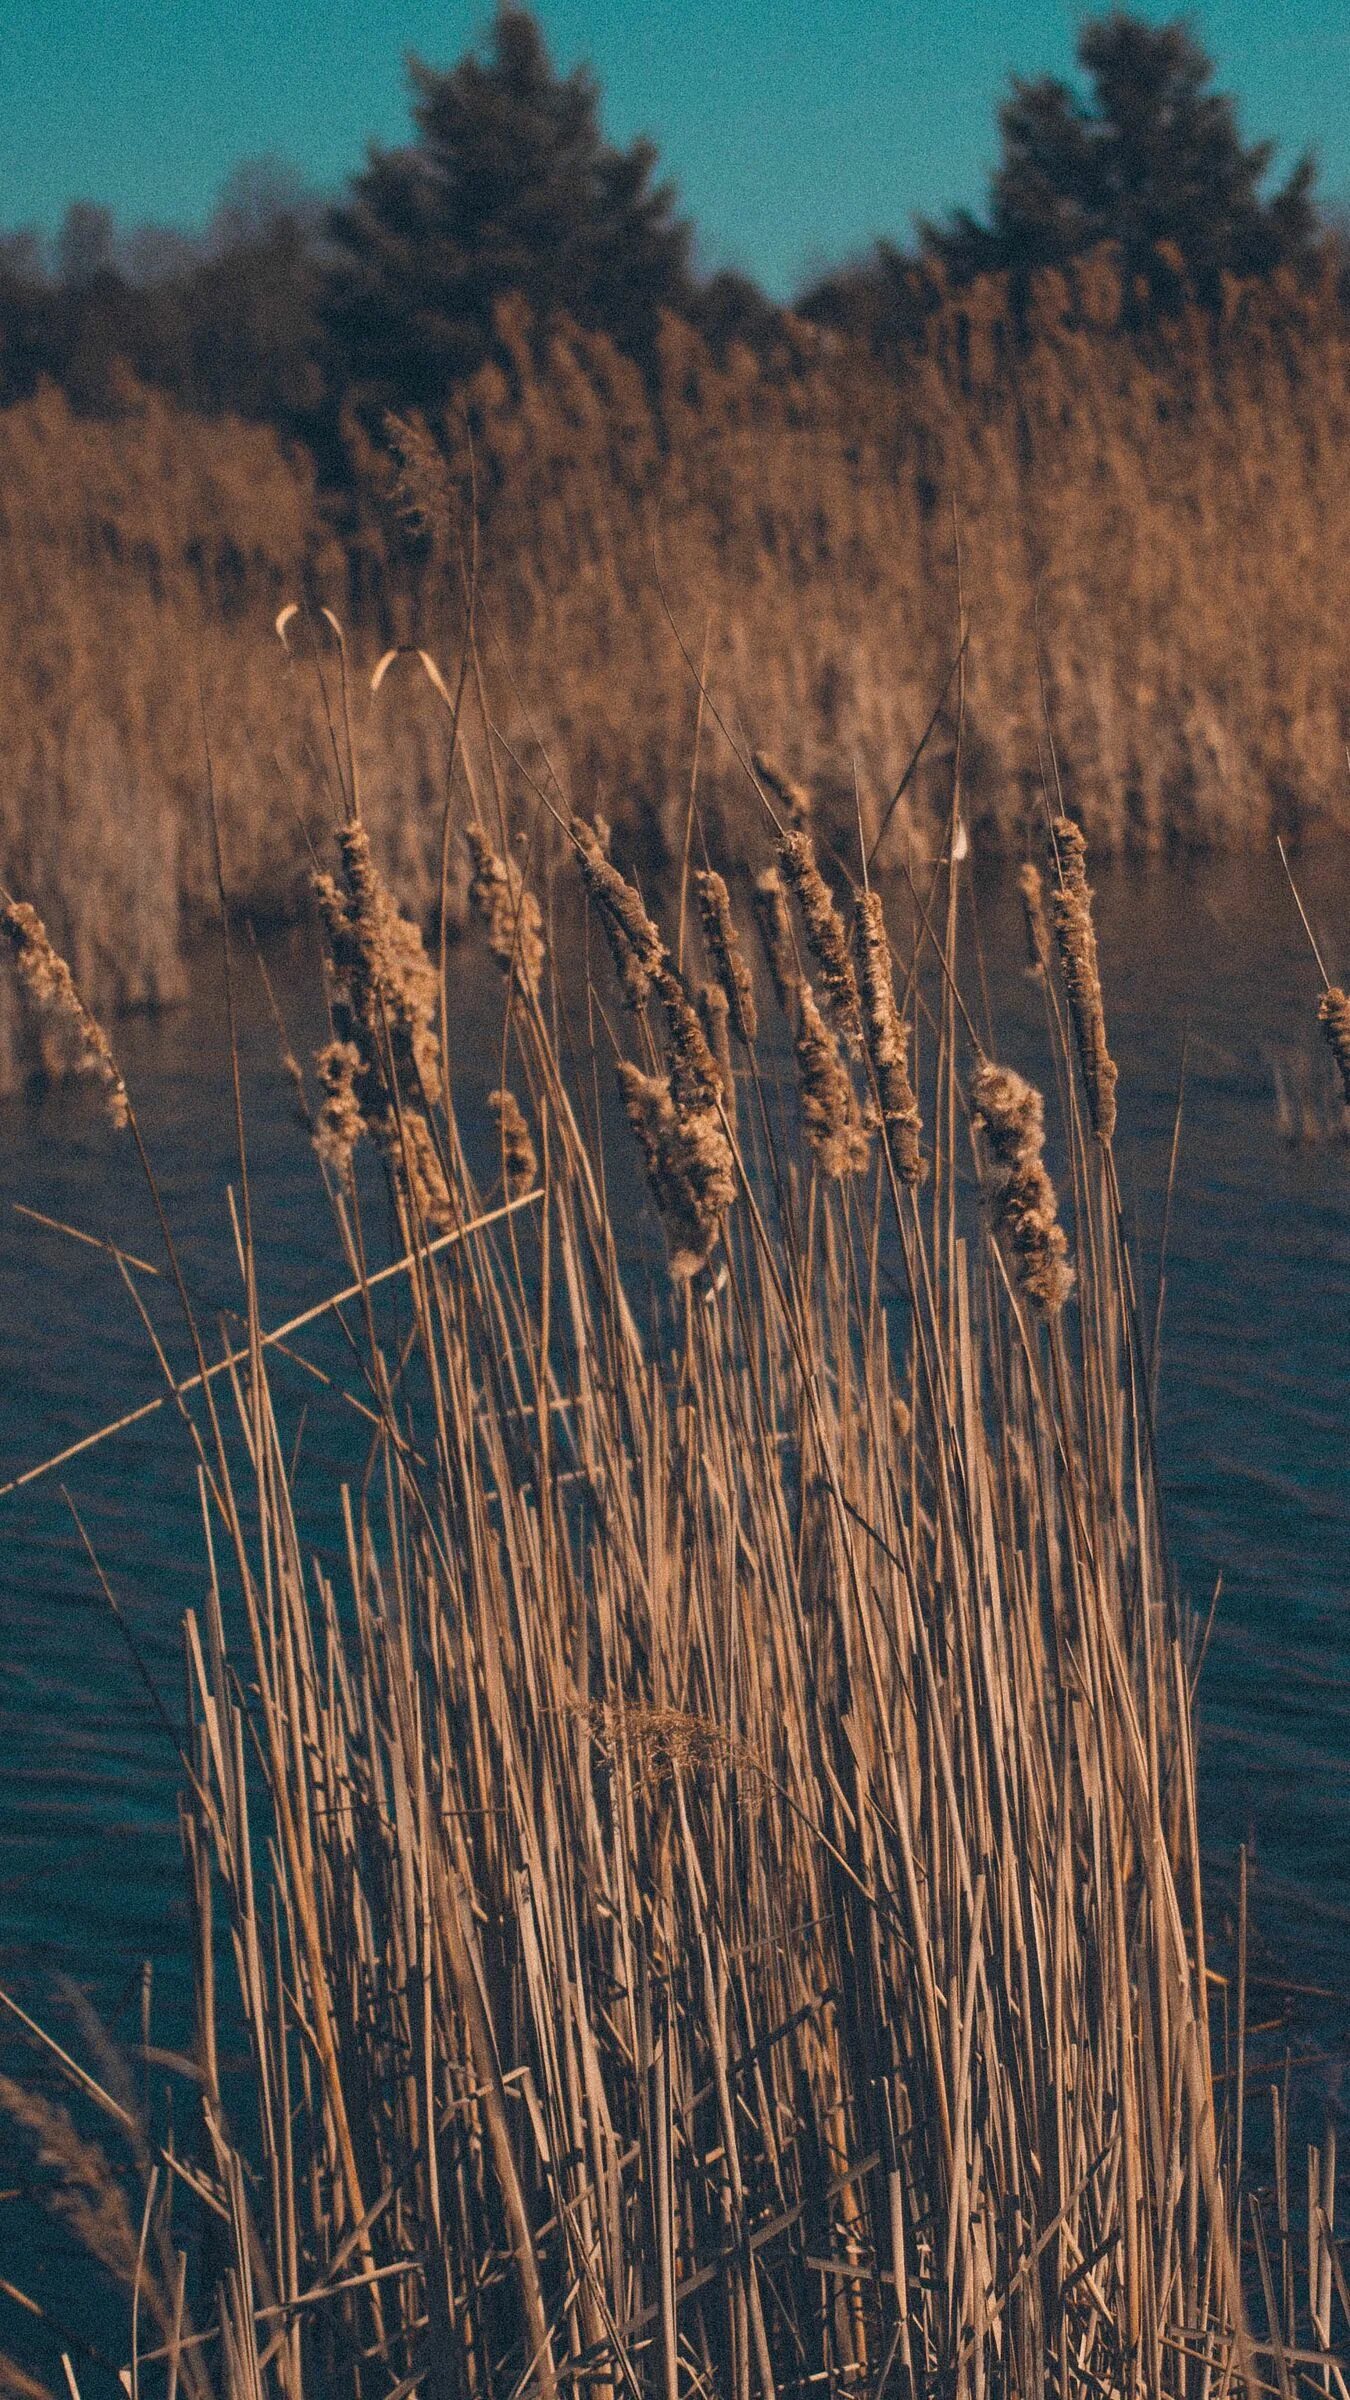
[
  {"x1": 0, "y1": 9, "x2": 1339, "y2": 450},
  {"x1": 0, "y1": 9, "x2": 1348, "y2": 1092}
]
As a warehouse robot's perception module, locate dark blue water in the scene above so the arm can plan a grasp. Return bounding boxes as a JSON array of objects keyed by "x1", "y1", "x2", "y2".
[{"x1": 0, "y1": 854, "x2": 1346, "y2": 2163}]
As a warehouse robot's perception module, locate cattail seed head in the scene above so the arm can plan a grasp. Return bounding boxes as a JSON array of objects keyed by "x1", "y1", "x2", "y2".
[
  {"x1": 489, "y1": 1088, "x2": 538, "y2": 1199},
  {"x1": 573, "y1": 816, "x2": 666, "y2": 1010},
  {"x1": 694, "y1": 868, "x2": 758, "y2": 1045},
  {"x1": 970, "y1": 1059, "x2": 1073, "y2": 1314},
  {"x1": 465, "y1": 821, "x2": 546, "y2": 1003},
  {"x1": 314, "y1": 1039, "x2": 365, "y2": 1181},
  {"x1": 0, "y1": 899, "x2": 129, "y2": 1127},
  {"x1": 795, "y1": 985, "x2": 871, "y2": 1180},
  {"x1": 697, "y1": 982, "x2": 736, "y2": 1122},
  {"x1": 778, "y1": 829, "x2": 863, "y2": 1050},
  {"x1": 853, "y1": 889, "x2": 923, "y2": 1184},
  {"x1": 1317, "y1": 986, "x2": 1350, "y2": 1106},
  {"x1": 616, "y1": 1061, "x2": 735, "y2": 1279},
  {"x1": 1049, "y1": 818, "x2": 1118, "y2": 1144}
]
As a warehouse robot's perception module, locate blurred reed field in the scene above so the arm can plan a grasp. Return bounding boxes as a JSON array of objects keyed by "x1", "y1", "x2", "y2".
[
  {"x1": 1, "y1": 703, "x2": 1347, "y2": 2392},
  {"x1": 4, "y1": 253, "x2": 1350, "y2": 1093}
]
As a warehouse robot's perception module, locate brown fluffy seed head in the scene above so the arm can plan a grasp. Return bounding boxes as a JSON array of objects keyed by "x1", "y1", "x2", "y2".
[
  {"x1": 489, "y1": 1087, "x2": 538, "y2": 1200},
  {"x1": 697, "y1": 981, "x2": 736, "y2": 1120},
  {"x1": 314, "y1": 1039, "x2": 364, "y2": 1180},
  {"x1": 0, "y1": 899, "x2": 129, "y2": 1127},
  {"x1": 616, "y1": 1061, "x2": 735, "y2": 1278},
  {"x1": 853, "y1": 889, "x2": 923, "y2": 1184},
  {"x1": 778, "y1": 829, "x2": 863, "y2": 1050},
  {"x1": 694, "y1": 868, "x2": 758, "y2": 1045},
  {"x1": 970, "y1": 1059, "x2": 1073, "y2": 1314},
  {"x1": 1049, "y1": 817, "x2": 1118, "y2": 1145},
  {"x1": 573, "y1": 815, "x2": 666, "y2": 1010},
  {"x1": 1019, "y1": 862, "x2": 1051, "y2": 979},
  {"x1": 752, "y1": 749, "x2": 812, "y2": 828},
  {"x1": 1318, "y1": 987, "x2": 1350, "y2": 1107},
  {"x1": 465, "y1": 821, "x2": 546, "y2": 1003},
  {"x1": 795, "y1": 984, "x2": 872, "y2": 1180},
  {"x1": 752, "y1": 867, "x2": 801, "y2": 1020}
]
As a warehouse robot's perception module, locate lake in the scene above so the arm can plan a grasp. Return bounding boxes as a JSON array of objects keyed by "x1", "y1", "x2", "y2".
[{"x1": 0, "y1": 849, "x2": 1347, "y2": 2159}]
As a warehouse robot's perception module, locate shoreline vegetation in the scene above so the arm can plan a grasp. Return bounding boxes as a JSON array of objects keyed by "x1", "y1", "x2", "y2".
[
  {"x1": 0, "y1": 754, "x2": 1345, "y2": 2392},
  {"x1": 3, "y1": 255, "x2": 1350, "y2": 1096}
]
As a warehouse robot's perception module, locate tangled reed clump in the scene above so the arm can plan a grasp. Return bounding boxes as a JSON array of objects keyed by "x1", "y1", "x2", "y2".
[
  {"x1": 0, "y1": 899, "x2": 128, "y2": 1126},
  {"x1": 694, "y1": 867, "x2": 758, "y2": 1045},
  {"x1": 312, "y1": 823, "x2": 453, "y2": 1230},
  {"x1": 778, "y1": 829, "x2": 863, "y2": 1051},
  {"x1": 1049, "y1": 817, "x2": 1119, "y2": 1144},
  {"x1": 853, "y1": 888, "x2": 923, "y2": 1184},
  {"x1": 971, "y1": 1058, "x2": 1074, "y2": 1314},
  {"x1": 464, "y1": 821, "x2": 546, "y2": 1003},
  {"x1": 1317, "y1": 986, "x2": 1350, "y2": 1106}
]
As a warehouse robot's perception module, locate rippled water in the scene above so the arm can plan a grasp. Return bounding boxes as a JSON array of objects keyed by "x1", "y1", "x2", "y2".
[{"x1": 0, "y1": 852, "x2": 1346, "y2": 2132}]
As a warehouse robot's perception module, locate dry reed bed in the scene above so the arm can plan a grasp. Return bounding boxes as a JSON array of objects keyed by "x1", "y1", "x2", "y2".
[
  {"x1": 4, "y1": 254, "x2": 1350, "y2": 1092},
  {"x1": 1, "y1": 733, "x2": 1343, "y2": 2397}
]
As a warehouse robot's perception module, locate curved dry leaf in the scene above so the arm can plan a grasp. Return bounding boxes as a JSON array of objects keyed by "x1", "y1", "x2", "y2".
[
  {"x1": 416, "y1": 650, "x2": 456, "y2": 713},
  {"x1": 274, "y1": 601, "x2": 300, "y2": 650},
  {"x1": 370, "y1": 648, "x2": 401, "y2": 694}
]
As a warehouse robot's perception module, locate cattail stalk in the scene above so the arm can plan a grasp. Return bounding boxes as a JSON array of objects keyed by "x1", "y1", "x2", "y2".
[
  {"x1": 465, "y1": 822, "x2": 546, "y2": 1002},
  {"x1": 1019, "y1": 862, "x2": 1051, "y2": 980},
  {"x1": 1048, "y1": 818, "x2": 1118, "y2": 1144},
  {"x1": 853, "y1": 890, "x2": 922, "y2": 1185},
  {"x1": 970, "y1": 1059, "x2": 1073, "y2": 1314},
  {"x1": 694, "y1": 868, "x2": 758, "y2": 1045},
  {"x1": 752, "y1": 867, "x2": 801, "y2": 1020},
  {"x1": 489, "y1": 1087, "x2": 539, "y2": 1199},
  {"x1": 778, "y1": 829, "x2": 863, "y2": 1050}
]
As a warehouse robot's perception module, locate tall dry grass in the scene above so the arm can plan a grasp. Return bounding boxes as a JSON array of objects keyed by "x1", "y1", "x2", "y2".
[
  {"x1": 1, "y1": 252, "x2": 1348, "y2": 1083},
  {"x1": 2, "y1": 703, "x2": 1343, "y2": 2395}
]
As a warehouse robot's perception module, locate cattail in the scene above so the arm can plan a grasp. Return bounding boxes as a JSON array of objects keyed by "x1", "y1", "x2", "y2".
[
  {"x1": 1048, "y1": 818, "x2": 1118, "y2": 1144},
  {"x1": 398, "y1": 1106, "x2": 455, "y2": 1234},
  {"x1": 314, "y1": 1039, "x2": 364, "y2": 1180},
  {"x1": 779, "y1": 829, "x2": 863, "y2": 1050},
  {"x1": 795, "y1": 985, "x2": 871, "y2": 1180},
  {"x1": 853, "y1": 890, "x2": 922, "y2": 1184},
  {"x1": 573, "y1": 816, "x2": 666, "y2": 1009},
  {"x1": 697, "y1": 982, "x2": 736, "y2": 1122},
  {"x1": 655, "y1": 962, "x2": 722, "y2": 1119},
  {"x1": 616, "y1": 1061, "x2": 735, "y2": 1278},
  {"x1": 694, "y1": 867, "x2": 758, "y2": 1044},
  {"x1": 1318, "y1": 987, "x2": 1350, "y2": 1107},
  {"x1": 489, "y1": 1087, "x2": 539, "y2": 1199},
  {"x1": 0, "y1": 898, "x2": 128, "y2": 1127},
  {"x1": 752, "y1": 866, "x2": 801, "y2": 1019},
  {"x1": 313, "y1": 830, "x2": 453, "y2": 1230},
  {"x1": 465, "y1": 821, "x2": 546, "y2": 1003},
  {"x1": 1019, "y1": 861, "x2": 1052, "y2": 979},
  {"x1": 753, "y1": 748, "x2": 812, "y2": 828},
  {"x1": 970, "y1": 1059, "x2": 1073, "y2": 1314}
]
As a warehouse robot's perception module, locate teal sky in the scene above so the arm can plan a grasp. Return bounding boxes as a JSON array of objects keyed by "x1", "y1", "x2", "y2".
[{"x1": 0, "y1": 0, "x2": 1346, "y2": 295}]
